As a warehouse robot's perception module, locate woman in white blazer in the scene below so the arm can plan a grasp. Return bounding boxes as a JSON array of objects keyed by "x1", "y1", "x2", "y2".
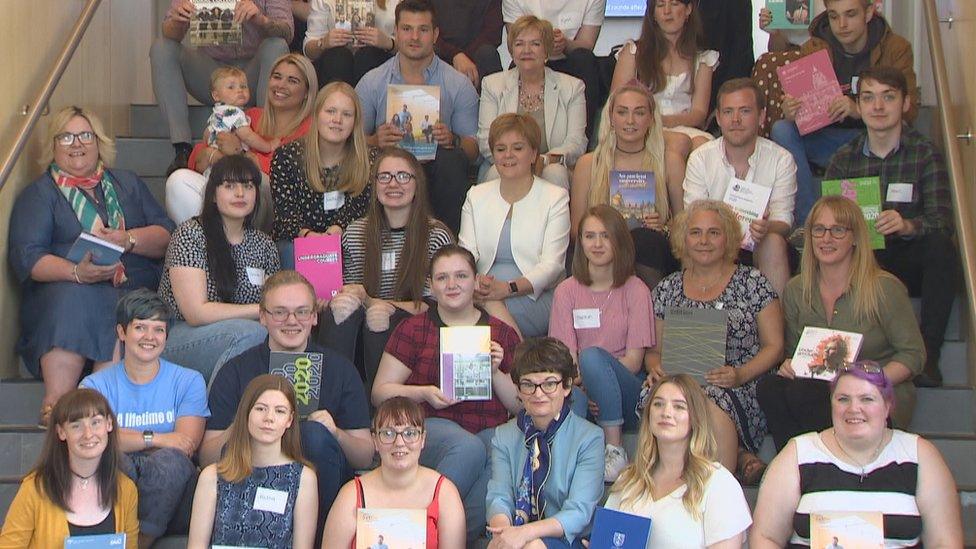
[
  {"x1": 460, "y1": 113, "x2": 570, "y2": 338},
  {"x1": 477, "y1": 15, "x2": 588, "y2": 190}
]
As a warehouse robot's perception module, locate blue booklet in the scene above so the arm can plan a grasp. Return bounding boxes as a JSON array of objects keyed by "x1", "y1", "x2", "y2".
[
  {"x1": 590, "y1": 506, "x2": 652, "y2": 548},
  {"x1": 64, "y1": 532, "x2": 126, "y2": 547},
  {"x1": 609, "y1": 170, "x2": 655, "y2": 229},
  {"x1": 66, "y1": 232, "x2": 125, "y2": 266}
]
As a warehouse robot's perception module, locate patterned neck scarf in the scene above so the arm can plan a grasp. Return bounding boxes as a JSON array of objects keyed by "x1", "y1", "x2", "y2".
[
  {"x1": 513, "y1": 402, "x2": 571, "y2": 526},
  {"x1": 50, "y1": 162, "x2": 127, "y2": 286}
]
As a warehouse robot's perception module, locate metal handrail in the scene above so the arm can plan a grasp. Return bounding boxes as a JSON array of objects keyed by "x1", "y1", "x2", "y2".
[
  {"x1": 0, "y1": 0, "x2": 102, "y2": 195},
  {"x1": 922, "y1": 0, "x2": 976, "y2": 385}
]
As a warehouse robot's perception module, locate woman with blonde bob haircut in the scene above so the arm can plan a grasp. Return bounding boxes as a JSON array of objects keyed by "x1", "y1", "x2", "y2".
[
  {"x1": 188, "y1": 374, "x2": 318, "y2": 549},
  {"x1": 270, "y1": 81, "x2": 379, "y2": 266},
  {"x1": 646, "y1": 200, "x2": 784, "y2": 485},
  {"x1": 757, "y1": 195, "x2": 924, "y2": 450},
  {"x1": 607, "y1": 375, "x2": 751, "y2": 548}
]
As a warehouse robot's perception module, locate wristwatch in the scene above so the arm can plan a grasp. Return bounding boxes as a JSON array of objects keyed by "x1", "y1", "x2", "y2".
[
  {"x1": 126, "y1": 231, "x2": 137, "y2": 252},
  {"x1": 143, "y1": 430, "x2": 154, "y2": 448},
  {"x1": 508, "y1": 281, "x2": 519, "y2": 295}
]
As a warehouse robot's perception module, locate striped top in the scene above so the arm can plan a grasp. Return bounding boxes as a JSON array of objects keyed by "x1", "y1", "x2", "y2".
[
  {"x1": 340, "y1": 217, "x2": 454, "y2": 300},
  {"x1": 790, "y1": 430, "x2": 922, "y2": 548}
]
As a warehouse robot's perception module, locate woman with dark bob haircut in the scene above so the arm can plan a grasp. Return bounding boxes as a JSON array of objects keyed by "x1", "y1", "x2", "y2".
[{"x1": 0, "y1": 389, "x2": 139, "y2": 547}]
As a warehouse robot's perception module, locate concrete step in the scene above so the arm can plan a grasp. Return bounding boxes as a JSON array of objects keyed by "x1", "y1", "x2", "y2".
[
  {"x1": 931, "y1": 436, "x2": 976, "y2": 487},
  {"x1": 129, "y1": 103, "x2": 209, "y2": 140},
  {"x1": 0, "y1": 380, "x2": 45, "y2": 425},
  {"x1": 114, "y1": 136, "x2": 174, "y2": 178},
  {"x1": 144, "y1": 175, "x2": 167, "y2": 213},
  {"x1": 910, "y1": 386, "x2": 976, "y2": 435},
  {"x1": 939, "y1": 341, "x2": 970, "y2": 386},
  {"x1": 913, "y1": 296, "x2": 965, "y2": 343},
  {"x1": 0, "y1": 427, "x2": 46, "y2": 478}
]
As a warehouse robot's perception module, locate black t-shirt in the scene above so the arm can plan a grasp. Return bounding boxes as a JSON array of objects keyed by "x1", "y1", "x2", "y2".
[{"x1": 207, "y1": 340, "x2": 370, "y2": 432}]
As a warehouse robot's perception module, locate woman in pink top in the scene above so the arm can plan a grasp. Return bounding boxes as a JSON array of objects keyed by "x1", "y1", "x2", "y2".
[{"x1": 548, "y1": 205, "x2": 654, "y2": 483}]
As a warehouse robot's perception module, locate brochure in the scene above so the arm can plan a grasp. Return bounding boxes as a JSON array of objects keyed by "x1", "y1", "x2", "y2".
[
  {"x1": 821, "y1": 177, "x2": 885, "y2": 249},
  {"x1": 776, "y1": 49, "x2": 844, "y2": 135},
  {"x1": 440, "y1": 326, "x2": 492, "y2": 401},
  {"x1": 269, "y1": 351, "x2": 324, "y2": 419},
  {"x1": 767, "y1": 0, "x2": 814, "y2": 30},
  {"x1": 189, "y1": 0, "x2": 242, "y2": 47},
  {"x1": 590, "y1": 507, "x2": 652, "y2": 548},
  {"x1": 294, "y1": 234, "x2": 343, "y2": 299},
  {"x1": 356, "y1": 508, "x2": 427, "y2": 549},
  {"x1": 722, "y1": 178, "x2": 773, "y2": 252},
  {"x1": 662, "y1": 307, "x2": 729, "y2": 384},
  {"x1": 810, "y1": 511, "x2": 884, "y2": 549},
  {"x1": 66, "y1": 232, "x2": 125, "y2": 267},
  {"x1": 386, "y1": 84, "x2": 440, "y2": 161},
  {"x1": 609, "y1": 170, "x2": 656, "y2": 229},
  {"x1": 791, "y1": 327, "x2": 863, "y2": 380},
  {"x1": 64, "y1": 533, "x2": 126, "y2": 547}
]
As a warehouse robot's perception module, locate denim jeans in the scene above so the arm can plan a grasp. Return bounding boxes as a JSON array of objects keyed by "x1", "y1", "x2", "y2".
[
  {"x1": 769, "y1": 120, "x2": 861, "y2": 225},
  {"x1": 300, "y1": 420, "x2": 351, "y2": 544},
  {"x1": 121, "y1": 448, "x2": 196, "y2": 538},
  {"x1": 578, "y1": 347, "x2": 645, "y2": 430},
  {"x1": 162, "y1": 319, "x2": 268, "y2": 386}
]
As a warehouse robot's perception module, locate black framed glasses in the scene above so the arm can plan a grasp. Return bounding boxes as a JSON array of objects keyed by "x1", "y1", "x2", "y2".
[
  {"x1": 376, "y1": 171, "x2": 416, "y2": 185},
  {"x1": 810, "y1": 225, "x2": 851, "y2": 239},
  {"x1": 517, "y1": 378, "x2": 564, "y2": 396},
  {"x1": 55, "y1": 131, "x2": 96, "y2": 147},
  {"x1": 262, "y1": 307, "x2": 314, "y2": 322},
  {"x1": 373, "y1": 427, "x2": 423, "y2": 444}
]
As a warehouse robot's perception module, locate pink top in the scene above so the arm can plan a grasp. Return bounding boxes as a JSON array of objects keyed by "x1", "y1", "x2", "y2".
[{"x1": 548, "y1": 276, "x2": 655, "y2": 358}]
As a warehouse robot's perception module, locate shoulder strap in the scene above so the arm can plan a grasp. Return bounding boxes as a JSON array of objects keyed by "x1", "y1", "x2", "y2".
[
  {"x1": 431, "y1": 474, "x2": 445, "y2": 500},
  {"x1": 355, "y1": 475, "x2": 365, "y2": 507}
]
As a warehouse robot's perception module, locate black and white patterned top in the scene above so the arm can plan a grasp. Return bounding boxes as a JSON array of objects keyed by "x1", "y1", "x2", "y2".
[
  {"x1": 269, "y1": 141, "x2": 379, "y2": 241},
  {"x1": 341, "y1": 217, "x2": 454, "y2": 300},
  {"x1": 652, "y1": 264, "x2": 778, "y2": 452},
  {"x1": 158, "y1": 219, "x2": 280, "y2": 321},
  {"x1": 211, "y1": 462, "x2": 304, "y2": 547}
]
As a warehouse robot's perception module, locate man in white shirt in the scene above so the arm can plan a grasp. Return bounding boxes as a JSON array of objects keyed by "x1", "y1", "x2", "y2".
[{"x1": 683, "y1": 78, "x2": 798, "y2": 296}]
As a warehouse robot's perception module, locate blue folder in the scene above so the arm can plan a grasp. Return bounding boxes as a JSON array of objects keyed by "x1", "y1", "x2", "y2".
[{"x1": 589, "y1": 506, "x2": 652, "y2": 548}]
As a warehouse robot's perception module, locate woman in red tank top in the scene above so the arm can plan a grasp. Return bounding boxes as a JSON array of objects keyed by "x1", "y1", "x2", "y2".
[{"x1": 322, "y1": 397, "x2": 466, "y2": 548}]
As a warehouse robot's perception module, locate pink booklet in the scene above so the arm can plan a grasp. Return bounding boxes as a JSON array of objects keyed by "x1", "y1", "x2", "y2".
[
  {"x1": 776, "y1": 49, "x2": 844, "y2": 135},
  {"x1": 294, "y1": 235, "x2": 343, "y2": 299}
]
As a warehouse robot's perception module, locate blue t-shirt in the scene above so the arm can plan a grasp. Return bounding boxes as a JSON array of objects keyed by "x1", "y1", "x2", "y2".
[{"x1": 81, "y1": 359, "x2": 210, "y2": 433}]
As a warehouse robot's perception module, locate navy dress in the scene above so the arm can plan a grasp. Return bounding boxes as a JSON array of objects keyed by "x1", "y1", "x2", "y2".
[
  {"x1": 211, "y1": 462, "x2": 304, "y2": 548},
  {"x1": 8, "y1": 169, "x2": 175, "y2": 375}
]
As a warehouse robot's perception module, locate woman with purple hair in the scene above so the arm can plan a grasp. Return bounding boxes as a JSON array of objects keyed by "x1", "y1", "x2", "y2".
[{"x1": 752, "y1": 362, "x2": 963, "y2": 548}]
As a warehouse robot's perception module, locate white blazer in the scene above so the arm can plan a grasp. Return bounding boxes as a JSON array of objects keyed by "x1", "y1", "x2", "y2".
[
  {"x1": 478, "y1": 67, "x2": 588, "y2": 166},
  {"x1": 459, "y1": 176, "x2": 570, "y2": 300}
]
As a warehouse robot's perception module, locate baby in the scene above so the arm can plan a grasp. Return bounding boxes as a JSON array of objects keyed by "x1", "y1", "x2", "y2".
[{"x1": 205, "y1": 67, "x2": 279, "y2": 159}]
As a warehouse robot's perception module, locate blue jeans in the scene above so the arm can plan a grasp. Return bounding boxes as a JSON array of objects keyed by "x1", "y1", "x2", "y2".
[
  {"x1": 542, "y1": 537, "x2": 588, "y2": 548},
  {"x1": 770, "y1": 120, "x2": 861, "y2": 225},
  {"x1": 121, "y1": 448, "x2": 196, "y2": 538},
  {"x1": 578, "y1": 347, "x2": 645, "y2": 430},
  {"x1": 276, "y1": 240, "x2": 295, "y2": 270},
  {"x1": 300, "y1": 420, "x2": 350, "y2": 544},
  {"x1": 163, "y1": 319, "x2": 267, "y2": 386},
  {"x1": 420, "y1": 418, "x2": 493, "y2": 541}
]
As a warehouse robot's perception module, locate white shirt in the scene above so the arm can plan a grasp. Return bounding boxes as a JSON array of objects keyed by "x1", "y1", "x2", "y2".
[
  {"x1": 605, "y1": 464, "x2": 752, "y2": 549},
  {"x1": 502, "y1": 0, "x2": 606, "y2": 59},
  {"x1": 683, "y1": 136, "x2": 798, "y2": 226}
]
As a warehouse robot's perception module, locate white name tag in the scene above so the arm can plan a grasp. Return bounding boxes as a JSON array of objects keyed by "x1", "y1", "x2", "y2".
[
  {"x1": 323, "y1": 190, "x2": 345, "y2": 211},
  {"x1": 253, "y1": 487, "x2": 288, "y2": 514},
  {"x1": 572, "y1": 308, "x2": 601, "y2": 329},
  {"x1": 886, "y1": 183, "x2": 913, "y2": 203},
  {"x1": 246, "y1": 266, "x2": 266, "y2": 286},
  {"x1": 381, "y1": 251, "x2": 397, "y2": 271},
  {"x1": 558, "y1": 12, "x2": 580, "y2": 31}
]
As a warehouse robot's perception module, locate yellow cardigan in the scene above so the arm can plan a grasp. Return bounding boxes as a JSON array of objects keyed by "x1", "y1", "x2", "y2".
[{"x1": 0, "y1": 471, "x2": 139, "y2": 548}]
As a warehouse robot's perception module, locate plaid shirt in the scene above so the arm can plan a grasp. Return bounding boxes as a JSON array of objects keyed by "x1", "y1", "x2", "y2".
[
  {"x1": 384, "y1": 306, "x2": 522, "y2": 433},
  {"x1": 824, "y1": 125, "x2": 953, "y2": 237}
]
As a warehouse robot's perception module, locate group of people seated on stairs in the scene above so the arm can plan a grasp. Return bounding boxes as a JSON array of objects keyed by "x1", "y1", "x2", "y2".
[{"x1": 0, "y1": 0, "x2": 967, "y2": 547}]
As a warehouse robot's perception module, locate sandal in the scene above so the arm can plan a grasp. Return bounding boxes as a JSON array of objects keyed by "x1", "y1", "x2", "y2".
[
  {"x1": 736, "y1": 449, "x2": 767, "y2": 486},
  {"x1": 38, "y1": 404, "x2": 54, "y2": 429}
]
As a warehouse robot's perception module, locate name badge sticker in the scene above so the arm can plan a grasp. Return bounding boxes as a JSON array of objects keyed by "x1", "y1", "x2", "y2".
[
  {"x1": 381, "y1": 251, "x2": 397, "y2": 271},
  {"x1": 557, "y1": 12, "x2": 581, "y2": 31},
  {"x1": 323, "y1": 191, "x2": 345, "y2": 211},
  {"x1": 253, "y1": 487, "x2": 288, "y2": 514},
  {"x1": 572, "y1": 308, "x2": 601, "y2": 329},
  {"x1": 886, "y1": 183, "x2": 913, "y2": 203},
  {"x1": 246, "y1": 266, "x2": 266, "y2": 286}
]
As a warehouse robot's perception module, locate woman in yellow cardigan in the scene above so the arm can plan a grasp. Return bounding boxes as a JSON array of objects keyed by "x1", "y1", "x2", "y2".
[{"x1": 0, "y1": 388, "x2": 138, "y2": 548}]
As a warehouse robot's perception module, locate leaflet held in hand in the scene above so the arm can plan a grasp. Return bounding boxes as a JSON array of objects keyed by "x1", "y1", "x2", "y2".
[
  {"x1": 356, "y1": 508, "x2": 427, "y2": 549},
  {"x1": 791, "y1": 327, "x2": 863, "y2": 380},
  {"x1": 662, "y1": 307, "x2": 729, "y2": 384},
  {"x1": 65, "y1": 533, "x2": 126, "y2": 547},
  {"x1": 189, "y1": 0, "x2": 242, "y2": 47},
  {"x1": 387, "y1": 84, "x2": 440, "y2": 161},
  {"x1": 294, "y1": 234, "x2": 343, "y2": 299},
  {"x1": 609, "y1": 170, "x2": 656, "y2": 229},
  {"x1": 269, "y1": 351, "x2": 324, "y2": 419},
  {"x1": 590, "y1": 507, "x2": 652, "y2": 548},
  {"x1": 722, "y1": 178, "x2": 772, "y2": 252},
  {"x1": 821, "y1": 177, "x2": 885, "y2": 249},
  {"x1": 810, "y1": 511, "x2": 884, "y2": 549},
  {"x1": 67, "y1": 232, "x2": 125, "y2": 266},
  {"x1": 766, "y1": 0, "x2": 814, "y2": 30},
  {"x1": 440, "y1": 326, "x2": 492, "y2": 401},
  {"x1": 776, "y1": 49, "x2": 844, "y2": 135}
]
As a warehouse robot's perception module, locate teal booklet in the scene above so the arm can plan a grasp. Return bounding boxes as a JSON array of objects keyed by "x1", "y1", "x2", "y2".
[
  {"x1": 590, "y1": 507, "x2": 652, "y2": 548},
  {"x1": 767, "y1": 0, "x2": 813, "y2": 30},
  {"x1": 821, "y1": 177, "x2": 885, "y2": 249}
]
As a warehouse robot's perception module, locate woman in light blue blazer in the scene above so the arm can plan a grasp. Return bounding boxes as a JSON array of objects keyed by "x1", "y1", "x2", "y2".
[
  {"x1": 477, "y1": 15, "x2": 588, "y2": 190},
  {"x1": 486, "y1": 337, "x2": 604, "y2": 549},
  {"x1": 459, "y1": 114, "x2": 570, "y2": 338}
]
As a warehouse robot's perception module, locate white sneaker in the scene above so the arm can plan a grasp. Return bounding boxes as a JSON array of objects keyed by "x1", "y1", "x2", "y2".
[{"x1": 604, "y1": 443, "x2": 628, "y2": 483}]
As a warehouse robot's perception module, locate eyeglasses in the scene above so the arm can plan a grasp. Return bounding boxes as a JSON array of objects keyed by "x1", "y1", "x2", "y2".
[
  {"x1": 373, "y1": 427, "x2": 423, "y2": 444},
  {"x1": 262, "y1": 307, "x2": 315, "y2": 322},
  {"x1": 55, "y1": 131, "x2": 96, "y2": 147},
  {"x1": 840, "y1": 362, "x2": 883, "y2": 374},
  {"x1": 376, "y1": 171, "x2": 416, "y2": 185},
  {"x1": 517, "y1": 378, "x2": 564, "y2": 396},
  {"x1": 811, "y1": 225, "x2": 851, "y2": 239}
]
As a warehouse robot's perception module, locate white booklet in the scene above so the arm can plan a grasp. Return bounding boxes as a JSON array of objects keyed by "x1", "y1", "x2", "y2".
[
  {"x1": 440, "y1": 326, "x2": 492, "y2": 401},
  {"x1": 791, "y1": 327, "x2": 863, "y2": 380},
  {"x1": 810, "y1": 511, "x2": 884, "y2": 549},
  {"x1": 722, "y1": 178, "x2": 773, "y2": 252}
]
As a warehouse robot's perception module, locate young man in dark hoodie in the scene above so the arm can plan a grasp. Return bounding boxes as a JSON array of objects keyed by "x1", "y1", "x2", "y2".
[{"x1": 769, "y1": 0, "x2": 918, "y2": 226}]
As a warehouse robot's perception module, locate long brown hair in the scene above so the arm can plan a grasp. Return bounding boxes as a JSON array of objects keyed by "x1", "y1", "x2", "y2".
[
  {"x1": 302, "y1": 82, "x2": 371, "y2": 195},
  {"x1": 572, "y1": 205, "x2": 636, "y2": 288},
  {"x1": 635, "y1": 0, "x2": 705, "y2": 95},
  {"x1": 363, "y1": 148, "x2": 452, "y2": 305},
  {"x1": 217, "y1": 375, "x2": 309, "y2": 483},
  {"x1": 257, "y1": 54, "x2": 318, "y2": 139},
  {"x1": 610, "y1": 375, "x2": 717, "y2": 519},
  {"x1": 34, "y1": 389, "x2": 122, "y2": 511}
]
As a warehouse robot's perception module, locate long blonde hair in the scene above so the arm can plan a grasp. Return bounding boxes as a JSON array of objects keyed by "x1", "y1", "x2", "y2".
[
  {"x1": 257, "y1": 54, "x2": 318, "y2": 139},
  {"x1": 589, "y1": 85, "x2": 669, "y2": 221},
  {"x1": 800, "y1": 195, "x2": 894, "y2": 322},
  {"x1": 303, "y1": 82, "x2": 371, "y2": 195},
  {"x1": 610, "y1": 375, "x2": 717, "y2": 519}
]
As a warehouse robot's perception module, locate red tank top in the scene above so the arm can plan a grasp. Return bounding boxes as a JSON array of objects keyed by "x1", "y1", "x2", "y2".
[{"x1": 350, "y1": 474, "x2": 445, "y2": 549}]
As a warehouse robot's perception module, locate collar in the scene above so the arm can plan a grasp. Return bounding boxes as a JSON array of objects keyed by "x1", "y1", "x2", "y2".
[
  {"x1": 719, "y1": 137, "x2": 760, "y2": 169},
  {"x1": 262, "y1": 336, "x2": 322, "y2": 356},
  {"x1": 391, "y1": 53, "x2": 439, "y2": 83},
  {"x1": 859, "y1": 127, "x2": 906, "y2": 159},
  {"x1": 428, "y1": 303, "x2": 491, "y2": 328}
]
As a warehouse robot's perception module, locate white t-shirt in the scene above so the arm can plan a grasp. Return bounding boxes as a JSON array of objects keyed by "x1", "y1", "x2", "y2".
[
  {"x1": 502, "y1": 0, "x2": 606, "y2": 59},
  {"x1": 604, "y1": 464, "x2": 752, "y2": 549}
]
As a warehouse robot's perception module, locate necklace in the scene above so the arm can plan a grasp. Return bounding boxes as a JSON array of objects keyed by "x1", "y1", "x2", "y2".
[
  {"x1": 518, "y1": 79, "x2": 544, "y2": 113},
  {"x1": 832, "y1": 429, "x2": 888, "y2": 483},
  {"x1": 688, "y1": 266, "x2": 728, "y2": 294},
  {"x1": 72, "y1": 469, "x2": 97, "y2": 490},
  {"x1": 615, "y1": 143, "x2": 646, "y2": 155}
]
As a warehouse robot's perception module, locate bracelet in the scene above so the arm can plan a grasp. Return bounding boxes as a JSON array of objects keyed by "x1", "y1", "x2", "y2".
[{"x1": 72, "y1": 264, "x2": 81, "y2": 284}]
